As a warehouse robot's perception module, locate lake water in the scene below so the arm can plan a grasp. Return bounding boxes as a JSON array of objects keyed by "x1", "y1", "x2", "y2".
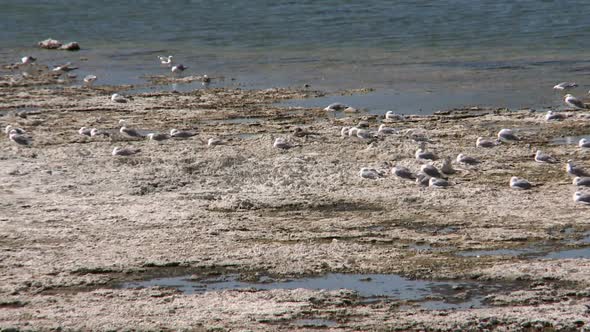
[{"x1": 2, "y1": 0, "x2": 590, "y2": 112}]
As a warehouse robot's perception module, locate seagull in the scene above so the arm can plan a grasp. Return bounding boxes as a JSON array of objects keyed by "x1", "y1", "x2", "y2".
[
  {"x1": 120, "y1": 126, "x2": 144, "y2": 138},
  {"x1": 170, "y1": 129, "x2": 197, "y2": 138},
  {"x1": 356, "y1": 129, "x2": 377, "y2": 141},
  {"x1": 421, "y1": 164, "x2": 445, "y2": 179},
  {"x1": 579, "y1": 138, "x2": 590, "y2": 148},
  {"x1": 111, "y1": 93, "x2": 127, "y2": 103},
  {"x1": 392, "y1": 165, "x2": 416, "y2": 180},
  {"x1": 207, "y1": 137, "x2": 224, "y2": 147},
  {"x1": 415, "y1": 144, "x2": 437, "y2": 161},
  {"x1": 385, "y1": 111, "x2": 404, "y2": 121},
  {"x1": 323, "y1": 102, "x2": 347, "y2": 112},
  {"x1": 534, "y1": 150, "x2": 557, "y2": 163},
  {"x1": 378, "y1": 124, "x2": 397, "y2": 134},
  {"x1": 78, "y1": 127, "x2": 92, "y2": 136},
  {"x1": 52, "y1": 62, "x2": 78, "y2": 73},
  {"x1": 429, "y1": 177, "x2": 449, "y2": 189},
  {"x1": 348, "y1": 127, "x2": 359, "y2": 137},
  {"x1": 476, "y1": 137, "x2": 498, "y2": 148},
  {"x1": 83, "y1": 75, "x2": 97, "y2": 87},
  {"x1": 441, "y1": 157, "x2": 456, "y2": 174},
  {"x1": 497, "y1": 129, "x2": 519, "y2": 143},
  {"x1": 340, "y1": 126, "x2": 350, "y2": 138},
  {"x1": 564, "y1": 94, "x2": 587, "y2": 109},
  {"x1": 343, "y1": 106, "x2": 358, "y2": 113},
  {"x1": 21, "y1": 56, "x2": 36, "y2": 65},
  {"x1": 567, "y1": 160, "x2": 590, "y2": 177},
  {"x1": 273, "y1": 137, "x2": 298, "y2": 150},
  {"x1": 147, "y1": 133, "x2": 170, "y2": 141},
  {"x1": 573, "y1": 192, "x2": 590, "y2": 205},
  {"x1": 510, "y1": 176, "x2": 531, "y2": 190},
  {"x1": 573, "y1": 177, "x2": 590, "y2": 187},
  {"x1": 171, "y1": 64, "x2": 187, "y2": 74},
  {"x1": 112, "y1": 146, "x2": 141, "y2": 157},
  {"x1": 456, "y1": 153, "x2": 479, "y2": 165},
  {"x1": 416, "y1": 173, "x2": 431, "y2": 186},
  {"x1": 90, "y1": 128, "x2": 110, "y2": 137},
  {"x1": 359, "y1": 167, "x2": 382, "y2": 179},
  {"x1": 158, "y1": 55, "x2": 173, "y2": 67},
  {"x1": 4, "y1": 125, "x2": 25, "y2": 136},
  {"x1": 545, "y1": 111, "x2": 565, "y2": 121},
  {"x1": 8, "y1": 131, "x2": 30, "y2": 146},
  {"x1": 553, "y1": 82, "x2": 578, "y2": 90}
]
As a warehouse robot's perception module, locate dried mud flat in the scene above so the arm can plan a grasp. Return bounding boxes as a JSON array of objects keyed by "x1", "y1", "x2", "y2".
[{"x1": 1, "y1": 77, "x2": 590, "y2": 331}]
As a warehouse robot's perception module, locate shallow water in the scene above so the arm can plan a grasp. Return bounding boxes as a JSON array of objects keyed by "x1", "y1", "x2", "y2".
[
  {"x1": 3, "y1": 1, "x2": 590, "y2": 112},
  {"x1": 122, "y1": 273, "x2": 512, "y2": 310}
]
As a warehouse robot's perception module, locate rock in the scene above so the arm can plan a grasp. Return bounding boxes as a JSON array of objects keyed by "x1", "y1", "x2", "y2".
[
  {"x1": 38, "y1": 38, "x2": 62, "y2": 49},
  {"x1": 59, "y1": 42, "x2": 80, "y2": 51}
]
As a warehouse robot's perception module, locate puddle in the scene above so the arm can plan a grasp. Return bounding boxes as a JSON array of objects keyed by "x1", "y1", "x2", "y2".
[
  {"x1": 543, "y1": 247, "x2": 590, "y2": 259},
  {"x1": 202, "y1": 117, "x2": 262, "y2": 125},
  {"x1": 121, "y1": 273, "x2": 517, "y2": 310},
  {"x1": 457, "y1": 248, "x2": 539, "y2": 257},
  {"x1": 292, "y1": 319, "x2": 338, "y2": 327},
  {"x1": 550, "y1": 135, "x2": 590, "y2": 145}
]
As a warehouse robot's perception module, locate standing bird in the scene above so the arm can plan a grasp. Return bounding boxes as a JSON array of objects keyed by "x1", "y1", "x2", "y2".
[
  {"x1": 441, "y1": 157, "x2": 456, "y2": 174},
  {"x1": 567, "y1": 160, "x2": 590, "y2": 177},
  {"x1": 497, "y1": 129, "x2": 519, "y2": 143},
  {"x1": 553, "y1": 82, "x2": 578, "y2": 91},
  {"x1": 510, "y1": 177, "x2": 531, "y2": 190},
  {"x1": 8, "y1": 131, "x2": 31, "y2": 146},
  {"x1": 83, "y1": 75, "x2": 97, "y2": 87},
  {"x1": 112, "y1": 146, "x2": 141, "y2": 156},
  {"x1": 171, "y1": 64, "x2": 187, "y2": 75},
  {"x1": 534, "y1": 150, "x2": 557, "y2": 164},
  {"x1": 158, "y1": 55, "x2": 173, "y2": 67},
  {"x1": 564, "y1": 94, "x2": 587, "y2": 109}
]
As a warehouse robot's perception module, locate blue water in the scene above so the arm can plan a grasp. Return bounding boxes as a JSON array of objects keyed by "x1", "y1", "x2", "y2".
[{"x1": 2, "y1": 1, "x2": 590, "y2": 112}]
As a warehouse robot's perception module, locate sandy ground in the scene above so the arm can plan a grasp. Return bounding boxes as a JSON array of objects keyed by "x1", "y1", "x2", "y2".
[{"x1": 1, "y1": 73, "x2": 590, "y2": 330}]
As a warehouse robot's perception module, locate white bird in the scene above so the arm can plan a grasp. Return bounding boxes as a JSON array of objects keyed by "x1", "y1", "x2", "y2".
[
  {"x1": 579, "y1": 138, "x2": 590, "y2": 148},
  {"x1": 456, "y1": 153, "x2": 479, "y2": 165},
  {"x1": 392, "y1": 166, "x2": 416, "y2": 180},
  {"x1": 545, "y1": 111, "x2": 565, "y2": 121},
  {"x1": 323, "y1": 102, "x2": 347, "y2": 112},
  {"x1": 553, "y1": 82, "x2": 578, "y2": 90},
  {"x1": 378, "y1": 124, "x2": 397, "y2": 134},
  {"x1": 90, "y1": 128, "x2": 110, "y2": 137},
  {"x1": 564, "y1": 94, "x2": 587, "y2": 109},
  {"x1": 441, "y1": 157, "x2": 456, "y2": 174},
  {"x1": 340, "y1": 126, "x2": 350, "y2": 138},
  {"x1": 429, "y1": 177, "x2": 449, "y2": 189},
  {"x1": 112, "y1": 146, "x2": 141, "y2": 156},
  {"x1": 78, "y1": 127, "x2": 92, "y2": 136},
  {"x1": 573, "y1": 192, "x2": 590, "y2": 205},
  {"x1": 359, "y1": 167, "x2": 382, "y2": 179},
  {"x1": 415, "y1": 144, "x2": 437, "y2": 161},
  {"x1": 111, "y1": 93, "x2": 127, "y2": 103},
  {"x1": 348, "y1": 127, "x2": 359, "y2": 137},
  {"x1": 510, "y1": 176, "x2": 531, "y2": 190},
  {"x1": 8, "y1": 132, "x2": 30, "y2": 146},
  {"x1": 273, "y1": 137, "x2": 297, "y2": 150},
  {"x1": 147, "y1": 133, "x2": 170, "y2": 141},
  {"x1": 567, "y1": 160, "x2": 590, "y2": 177},
  {"x1": 421, "y1": 164, "x2": 445, "y2": 179},
  {"x1": 207, "y1": 137, "x2": 224, "y2": 147},
  {"x1": 534, "y1": 150, "x2": 557, "y2": 163},
  {"x1": 343, "y1": 106, "x2": 358, "y2": 113},
  {"x1": 158, "y1": 55, "x2": 173, "y2": 67},
  {"x1": 83, "y1": 75, "x2": 97, "y2": 87},
  {"x1": 171, "y1": 64, "x2": 187, "y2": 74},
  {"x1": 21, "y1": 56, "x2": 36, "y2": 65},
  {"x1": 52, "y1": 62, "x2": 77, "y2": 73},
  {"x1": 573, "y1": 177, "x2": 590, "y2": 187},
  {"x1": 497, "y1": 129, "x2": 519, "y2": 143},
  {"x1": 170, "y1": 129, "x2": 197, "y2": 138},
  {"x1": 385, "y1": 111, "x2": 404, "y2": 121},
  {"x1": 356, "y1": 129, "x2": 377, "y2": 141},
  {"x1": 4, "y1": 125, "x2": 25, "y2": 136},
  {"x1": 476, "y1": 137, "x2": 498, "y2": 148},
  {"x1": 120, "y1": 126, "x2": 144, "y2": 138}
]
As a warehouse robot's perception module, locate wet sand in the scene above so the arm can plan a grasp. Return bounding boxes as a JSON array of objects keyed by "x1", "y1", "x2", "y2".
[{"x1": 1, "y1": 75, "x2": 590, "y2": 330}]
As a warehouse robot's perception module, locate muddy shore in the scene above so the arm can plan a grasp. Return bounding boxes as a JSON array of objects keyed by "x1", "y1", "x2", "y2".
[{"x1": 1, "y1": 74, "x2": 590, "y2": 330}]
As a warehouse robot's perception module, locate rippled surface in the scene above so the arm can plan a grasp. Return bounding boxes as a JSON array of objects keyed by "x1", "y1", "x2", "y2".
[{"x1": 2, "y1": 1, "x2": 590, "y2": 110}]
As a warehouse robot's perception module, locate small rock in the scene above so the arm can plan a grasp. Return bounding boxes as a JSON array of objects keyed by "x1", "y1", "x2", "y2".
[
  {"x1": 38, "y1": 38, "x2": 62, "y2": 49},
  {"x1": 59, "y1": 42, "x2": 80, "y2": 51}
]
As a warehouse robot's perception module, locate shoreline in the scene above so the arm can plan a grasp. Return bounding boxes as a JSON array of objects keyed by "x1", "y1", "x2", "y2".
[{"x1": 1, "y1": 78, "x2": 590, "y2": 330}]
